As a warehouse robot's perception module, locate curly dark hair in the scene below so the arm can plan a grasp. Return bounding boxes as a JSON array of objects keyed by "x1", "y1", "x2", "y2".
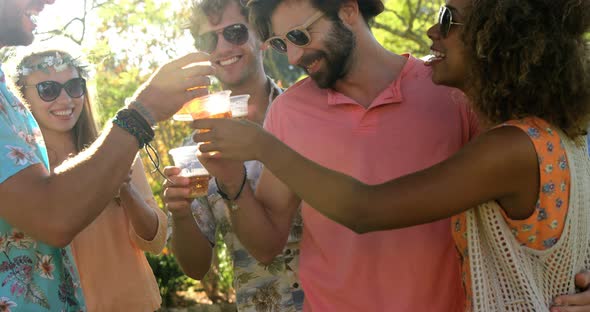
[
  {"x1": 463, "y1": 0, "x2": 590, "y2": 137},
  {"x1": 247, "y1": 0, "x2": 384, "y2": 41},
  {"x1": 189, "y1": 0, "x2": 249, "y2": 40}
]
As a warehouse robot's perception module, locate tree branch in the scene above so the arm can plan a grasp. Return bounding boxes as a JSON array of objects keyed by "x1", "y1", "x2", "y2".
[
  {"x1": 35, "y1": 0, "x2": 111, "y2": 45},
  {"x1": 372, "y1": 21, "x2": 429, "y2": 51}
]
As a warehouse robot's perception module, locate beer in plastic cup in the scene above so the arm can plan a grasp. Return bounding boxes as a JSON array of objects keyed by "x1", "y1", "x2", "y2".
[
  {"x1": 169, "y1": 145, "x2": 210, "y2": 198},
  {"x1": 173, "y1": 90, "x2": 232, "y2": 121},
  {"x1": 229, "y1": 94, "x2": 250, "y2": 118}
]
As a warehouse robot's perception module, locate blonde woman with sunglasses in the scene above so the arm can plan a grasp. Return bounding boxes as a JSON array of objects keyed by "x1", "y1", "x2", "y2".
[{"x1": 10, "y1": 44, "x2": 167, "y2": 312}]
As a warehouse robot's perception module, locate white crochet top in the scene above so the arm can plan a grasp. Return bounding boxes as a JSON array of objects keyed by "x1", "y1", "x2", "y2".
[{"x1": 465, "y1": 132, "x2": 590, "y2": 311}]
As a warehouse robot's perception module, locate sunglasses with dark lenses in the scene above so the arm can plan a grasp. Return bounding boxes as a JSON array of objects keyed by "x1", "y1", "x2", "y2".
[
  {"x1": 195, "y1": 23, "x2": 249, "y2": 53},
  {"x1": 25, "y1": 77, "x2": 86, "y2": 102},
  {"x1": 438, "y1": 6, "x2": 464, "y2": 38},
  {"x1": 265, "y1": 11, "x2": 324, "y2": 54}
]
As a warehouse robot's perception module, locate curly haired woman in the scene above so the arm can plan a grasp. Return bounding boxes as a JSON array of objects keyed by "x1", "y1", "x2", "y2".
[{"x1": 190, "y1": 0, "x2": 590, "y2": 310}]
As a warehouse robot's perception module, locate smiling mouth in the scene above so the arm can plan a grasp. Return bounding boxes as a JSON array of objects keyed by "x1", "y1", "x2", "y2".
[
  {"x1": 307, "y1": 59, "x2": 320, "y2": 73},
  {"x1": 217, "y1": 56, "x2": 241, "y2": 67},
  {"x1": 25, "y1": 8, "x2": 41, "y2": 24},
  {"x1": 430, "y1": 49, "x2": 446, "y2": 58},
  {"x1": 424, "y1": 49, "x2": 447, "y2": 65},
  {"x1": 51, "y1": 109, "x2": 73, "y2": 117},
  {"x1": 300, "y1": 55, "x2": 323, "y2": 74}
]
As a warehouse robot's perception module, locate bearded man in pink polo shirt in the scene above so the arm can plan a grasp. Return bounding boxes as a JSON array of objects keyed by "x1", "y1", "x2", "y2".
[{"x1": 196, "y1": 0, "x2": 475, "y2": 310}]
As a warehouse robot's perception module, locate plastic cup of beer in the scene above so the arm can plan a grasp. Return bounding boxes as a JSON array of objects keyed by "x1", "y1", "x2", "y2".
[
  {"x1": 169, "y1": 145, "x2": 210, "y2": 198},
  {"x1": 173, "y1": 90, "x2": 232, "y2": 121},
  {"x1": 229, "y1": 94, "x2": 250, "y2": 118}
]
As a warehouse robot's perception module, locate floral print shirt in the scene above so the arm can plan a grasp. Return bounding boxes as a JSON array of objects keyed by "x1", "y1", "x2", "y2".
[
  {"x1": 184, "y1": 79, "x2": 305, "y2": 311},
  {"x1": 194, "y1": 168, "x2": 304, "y2": 312},
  {"x1": 0, "y1": 67, "x2": 85, "y2": 311},
  {"x1": 452, "y1": 117, "x2": 570, "y2": 311}
]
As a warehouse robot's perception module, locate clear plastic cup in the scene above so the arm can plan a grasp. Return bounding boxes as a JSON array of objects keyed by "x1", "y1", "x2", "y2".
[
  {"x1": 173, "y1": 90, "x2": 232, "y2": 121},
  {"x1": 169, "y1": 145, "x2": 210, "y2": 198},
  {"x1": 229, "y1": 94, "x2": 250, "y2": 118}
]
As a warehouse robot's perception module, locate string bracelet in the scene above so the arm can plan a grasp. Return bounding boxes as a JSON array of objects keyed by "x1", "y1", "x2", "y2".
[{"x1": 216, "y1": 164, "x2": 248, "y2": 201}]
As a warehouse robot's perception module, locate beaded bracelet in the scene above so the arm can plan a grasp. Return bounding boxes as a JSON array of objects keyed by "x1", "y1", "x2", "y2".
[
  {"x1": 128, "y1": 100, "x2": 156, "y2": 126},
  {"x1": 112, "y1": 108, "x2": 155, "y2": 148},
  {"x1": 116, "y1": 109, "x2": 154, "y2": 138}
]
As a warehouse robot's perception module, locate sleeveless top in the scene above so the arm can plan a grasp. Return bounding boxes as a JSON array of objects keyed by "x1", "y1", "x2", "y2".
[{"x1": 452, "y1": 117, "x2": 588, "y2": 311}]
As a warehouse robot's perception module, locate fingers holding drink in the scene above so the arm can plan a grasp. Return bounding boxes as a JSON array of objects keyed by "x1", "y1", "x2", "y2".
[
  {"x1": 191, "y1": 118, "x2": 273, "y2": 161},
  {"x1": 162, "y1": 167, "x2": 194, "y2": 219},
  {"x1": 131, "y1": 52, "x2": 215, "y2": 122},
  {"x1": 174, "y1": 90, "x2": 232, "y2": 121}
]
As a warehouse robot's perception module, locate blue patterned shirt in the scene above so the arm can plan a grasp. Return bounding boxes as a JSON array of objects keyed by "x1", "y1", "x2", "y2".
[{"x1": 0, "y1": 66, "x2": 85, "y2": 311}]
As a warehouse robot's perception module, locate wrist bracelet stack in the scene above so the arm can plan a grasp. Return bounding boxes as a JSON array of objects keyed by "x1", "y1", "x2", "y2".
[
  {"x1": 128, "y1": 100, "x2": 156, "y2": 126},
  {"x1": 112, "y1": 108, "x2": 155, "y2": 148},
  {"x1": 112, "y1": 106, "x2": 170, "y2": 186},
  {"x1": 216, "y1": 165, "x2": 248, "y2": 202}
]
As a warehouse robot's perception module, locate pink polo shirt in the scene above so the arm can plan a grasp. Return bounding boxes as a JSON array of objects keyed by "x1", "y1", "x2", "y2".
[{"x1": 264, "y1": 55, "x2": 478, "y2": 311}]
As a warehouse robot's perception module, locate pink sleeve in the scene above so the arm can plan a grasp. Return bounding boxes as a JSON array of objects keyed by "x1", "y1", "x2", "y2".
[
  {"x1": 467, "y1": 106, "x2": 480, "y2": 140},
  {"x1": 452, "y1": 89, "x2": 481, "y2": 143}
]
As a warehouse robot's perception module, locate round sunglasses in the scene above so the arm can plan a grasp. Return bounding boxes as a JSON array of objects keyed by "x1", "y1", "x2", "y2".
[
  {"x1": 24, "y1": 77, "x2": 86, "y2": 102},
  {"x1": 195, "y1": 23, "x2": 249, "y2": 53},
  {"x1": 438, "y1": 5, "x2": 464, "y2": 38},
  {"x1": 265, "y1": 11, "x2": 324, "y2": 54}
]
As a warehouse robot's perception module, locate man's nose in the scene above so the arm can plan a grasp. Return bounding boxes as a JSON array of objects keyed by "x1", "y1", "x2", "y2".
[{"x1": 286, "y1": 43, "x2": 304, "y2": 66}]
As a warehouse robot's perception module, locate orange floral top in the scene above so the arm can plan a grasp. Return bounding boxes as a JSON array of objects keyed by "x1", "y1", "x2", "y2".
[{"x1": 452, "y1": 117, "x2": 570, "y2": 311}]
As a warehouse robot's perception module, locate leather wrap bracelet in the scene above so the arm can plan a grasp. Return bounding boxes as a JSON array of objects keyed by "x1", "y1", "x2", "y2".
[{"x1": 112, "y1": 108, "x2": 155, "y2": 148}]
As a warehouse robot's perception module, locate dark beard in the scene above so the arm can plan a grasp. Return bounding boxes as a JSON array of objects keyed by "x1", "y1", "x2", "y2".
[
  {"x1": 0, "y1": 6, "x2": 34, "y2": 46},
  {"x1": 308, "y1": 19, "x2": 355, "y2": 89},
  {"x1": 1, "y1": 25, "x2": 33, "y2": 46}
]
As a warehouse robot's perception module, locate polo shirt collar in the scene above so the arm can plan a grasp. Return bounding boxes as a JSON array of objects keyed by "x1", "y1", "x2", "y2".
[{"x1": 326, "y1": 54, "x2": 416, "y2": 108}]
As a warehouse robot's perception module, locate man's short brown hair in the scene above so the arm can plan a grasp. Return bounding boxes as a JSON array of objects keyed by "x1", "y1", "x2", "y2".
[
  {"x1": 189, "y1": 0, "x2": 249, "y2": 39},
  {"x1": 247, "y1": 0, "x2": 384, "y2": 41}
]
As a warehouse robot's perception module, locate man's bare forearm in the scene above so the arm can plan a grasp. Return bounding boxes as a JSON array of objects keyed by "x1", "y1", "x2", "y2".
[
  {"x1": 170, "y1": 215, "x2": 213, "y2": 279},
  {"x1": 228, "y1": 184, "x2": 293, "y2": 264},
  {"x1": 1, "y1": 124, "x2": 139, "y2": 246}
]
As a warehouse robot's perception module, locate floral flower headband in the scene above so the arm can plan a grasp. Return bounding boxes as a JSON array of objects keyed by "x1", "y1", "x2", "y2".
[{"x1": 16, "y1": 52, "x2": 87, "y2": 77}]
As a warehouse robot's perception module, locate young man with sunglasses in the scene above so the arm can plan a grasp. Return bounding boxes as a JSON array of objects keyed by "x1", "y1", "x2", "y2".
[
  {"x1": 193, "y1": 0, "x2": 590, "y2": 311},
  {"x1": 0, "y1": 0, "x2": 209, "y2": 310},
  {"x1": 163, "y1": 0, "x2": 304, "y2": 310}
]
